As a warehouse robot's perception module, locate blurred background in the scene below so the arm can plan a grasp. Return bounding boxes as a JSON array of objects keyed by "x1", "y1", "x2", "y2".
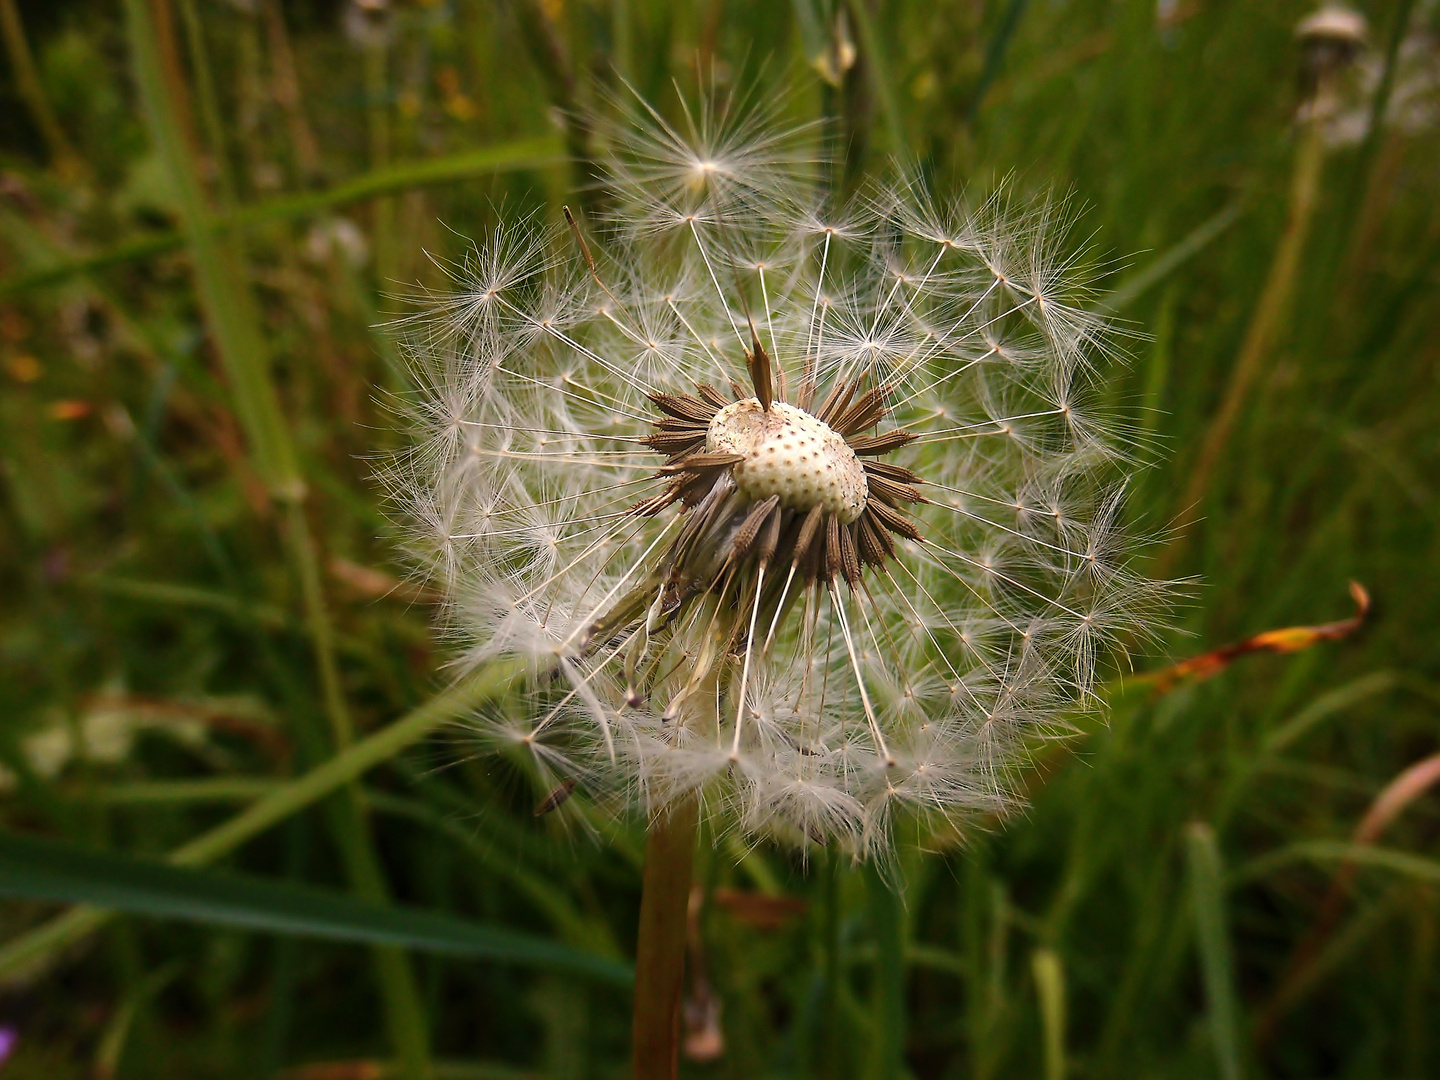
[{"x1": 0, "y1": 0, "x2": 1437, "y2": 1077}]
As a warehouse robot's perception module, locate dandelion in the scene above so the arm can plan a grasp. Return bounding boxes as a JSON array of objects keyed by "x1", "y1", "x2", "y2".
[
  {"x1": 396, "y1": 91, "x2": 1162, "y2": 851},
  {"x1": 391, "y1": 87, "x2": 1164, "y2": 1075}
]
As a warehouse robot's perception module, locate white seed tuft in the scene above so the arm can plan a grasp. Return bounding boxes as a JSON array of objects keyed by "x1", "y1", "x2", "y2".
[{"x1": 387, "y1": 88, "x2": 1173, "y2": 859}]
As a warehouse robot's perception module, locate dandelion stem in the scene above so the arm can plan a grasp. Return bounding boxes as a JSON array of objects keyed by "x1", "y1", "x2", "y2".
[{"x1": 632, "y1": 792, "x2": 701, "y2": 1080}]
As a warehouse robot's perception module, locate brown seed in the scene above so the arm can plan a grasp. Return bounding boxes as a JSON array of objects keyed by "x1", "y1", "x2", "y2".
[
  {"x1": 534, "y1": 778, "x2": 578, "y2": 816},
  {"x1": 847, "y1": 429, "x2": 917, "y2": 456}
]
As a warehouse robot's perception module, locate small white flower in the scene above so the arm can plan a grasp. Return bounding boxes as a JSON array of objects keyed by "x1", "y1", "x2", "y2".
[{"x1": 392, "y1": 91, "x2": 1166, "y2": 857}]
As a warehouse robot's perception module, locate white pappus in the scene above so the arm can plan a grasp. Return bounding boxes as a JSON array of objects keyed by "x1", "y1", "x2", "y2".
[{"x1": 389, "y1": 89, "x2": 1168, "y2": 858}]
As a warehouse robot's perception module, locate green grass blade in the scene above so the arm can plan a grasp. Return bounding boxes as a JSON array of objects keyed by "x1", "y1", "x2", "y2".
[
  {"x1": 365, "y1": 790, "x2": 619, "y2": 958},
  {"x1": 83, "y1": 575, "x2": 292, "y2": 629},
  {"x1": 845, "y1": 0, "x2": 909, "y2": 160},
  {"x1": 865, "y1": 863, "x2": 906, "y2": 1080},
  {"x1": 226, "y1": 137, "x2": 562, "y2": 231},
  {"x1": 968, "y1": 0, "x2": 1029, "y2": 121},
  {"x1": 1031, "y1": 948, "x2": 1067, "y2": 1080},
  {"x1": 1186, "y1": 823, "x2": 1244, "y2": 1080},
  {"x1": 1231, "y1": 840, "x2": 1440, "y2": 888},
  {"x1": 77, "y1": 778, "x2": 283, "y2": 805},
  {"x1": 0, "y1": 660, "x2": 521, "y2": 981},
  {"x1": 0, "y1": 137, "x2": 562, "y2": 299},
  {"x1": 1099, "y1": 200, "x2": 1245, "y2": 314},
  {"x1": 0, "y1": 830, "x2": 631, "y2": 984}
]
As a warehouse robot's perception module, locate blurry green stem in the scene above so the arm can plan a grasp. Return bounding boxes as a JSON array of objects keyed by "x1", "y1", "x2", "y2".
[
  {"x1": 1031, "y1": 949, "x2": 1067, "y2": 1080},
  {"x1": 365, "y1": 37, "x2": 397, "y2": 284},
  {"x1": 866, "y1": 865, "x2": 905, "y2": 1080},
  {"x1": 0, "y1": 661, "x2": 521, "y2": 983},
  {"x1": 1185, "y1": 823, "x2": 1244, "y2": 1080},
  {"x1": 509, "y1": 0, "x2": 600, "y2": 218},
  {"x1": 284, "y1": 499, "x2": 355, "y2": 748},
  {"x1": 1337, "y1": 0, "x2": 1416, "y2": 278},
  {"x1": 175, "y1": 0, "x2": 236, "y2": 208},
  {"x1": 280, "y1": 496, "x2": 433, "y2": 1078},
  {"x1": 1169, "y1": 120, "x2": 1326, "y2": 557},
  {"x1": 261, "y1": 0, "x2": 323, "y2": 184},
  {"x1": 968, "y1": 0, "x2": 1029, "y2": 122},
  {"x1": 124, "y1": 0, "x2": 298, "y2": 495},
  {"x1": 845, "y1": 0, "x2": 908, "y2": 162},
  {"x1": 819, "y1": 850, "x2": 843, "y2": 1079},
  {"x1": 631, "y1": 794, "x2": 699, "y2": 1080},
  {"x1": 0, "y1": 0, "x2": 86, "y2": 179}
]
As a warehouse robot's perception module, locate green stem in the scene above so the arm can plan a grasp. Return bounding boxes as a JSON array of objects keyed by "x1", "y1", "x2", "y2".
[
  {"x1": 365, "y1": 38, "x2": 397, "y2": 285},
  {"x1": 1185, "y1": 823, "x2": 1244, "y2": 1080},
  {"x1": 844, "y1": 0, "x2": 908, "y2": 163},
  {"x1": 631, "y1": 793, "x2": 700, "y2": 1080},
  {"x1": 0, "y1": 661, "x2": 522, "y2": 983},
  {"x1": 1031, "y1": 948, "x2": 1068, "y2": 1080},
  {"x1": 0, "y1": 0, "x2": 86, "y2": 179},
  {"x1": 124, "y1": 0, "x2": 298, "y2": 495},
  {"x1": 260, "y1": 0, "x2": 322, "y2": 185},
  {"x1": 509, "y1": 0, "x2": 601, "y2": 219},
  {"x1": 1168, "y1": 120, "x2": 1326, "y2": 559},
  {"x1": 175, "y1": 0, "x2": 237, "y2": 208},
  {"x1": 281, "y1": 503, "x2": 434, "y2": 1076},
  {"x1": 865, "y1": 864, "x2": 906, "y2": 1080},
  {"x1": 283, "y1": 500, "x2": 355, "y2": 748},
  {"x1": 818, "y1": 848, "x2": 844, "y2": 1079}
]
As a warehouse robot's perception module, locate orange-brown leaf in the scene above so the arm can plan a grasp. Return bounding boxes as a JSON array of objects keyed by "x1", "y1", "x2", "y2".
[{"x1": 1142, "y1": 581, "x2": 1370, "y2": 694}]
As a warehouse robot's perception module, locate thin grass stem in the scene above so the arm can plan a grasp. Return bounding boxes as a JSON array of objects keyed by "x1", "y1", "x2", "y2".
[
  {"x1": 1185, "y1": 823, "x2": 1245, "y2": 1080},
  {"x1": 0, "y1": 0, "x2": 86, "y2": 179},
  {"x1": 125, "y1": 5, "x2": 435, "y2": 1070},
  {"x1": 1167, "y1": 120, "x2": 1326, "y2": 565},
  {"x1": 1031, "y1": 948, "x2": 1067, "y2": 1080},
  {"x1": 865, "y1": 863, "x2": 905, "y2": 1080},
  {"x1": 0, "y1": 660, "x2": 523, "y2": 983},
  {"x1": 175, "y1": 0, "x2": 237, "y2": 208}
]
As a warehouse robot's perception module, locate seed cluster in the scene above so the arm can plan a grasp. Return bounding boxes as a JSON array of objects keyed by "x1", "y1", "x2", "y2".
[
  {"x1": 581, "y1": 348, "x2": 928, "y2": 660},
  {"x1": 707, "y1": 400, "x2": 867, "y2": 523}
]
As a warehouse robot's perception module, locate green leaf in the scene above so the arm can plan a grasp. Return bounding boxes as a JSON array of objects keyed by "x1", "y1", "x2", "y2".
[
  {"x1": 1097, "y1": 200, "x2": 1245, "y2": 314},
  {"x1": 1185, "y1": 823, "x2": 1245, "y2": 1080},
  {"x1": 1232, "y1": 840, "x2": 1440, "y2": 887},
  {"x1": 0, "y1": 830, "x2": 631, "y2": 985},
  {"x1": 0, "y1": 136, "x2": 562, "y2": 298}
]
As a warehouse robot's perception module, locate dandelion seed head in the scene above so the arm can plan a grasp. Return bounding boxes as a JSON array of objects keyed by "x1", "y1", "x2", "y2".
[{"x1": 389, "y1": 89, "x2": 1169, "y2": 858}]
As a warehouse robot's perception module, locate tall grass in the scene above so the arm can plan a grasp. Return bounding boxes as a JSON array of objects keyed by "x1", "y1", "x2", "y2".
[{"x1": 0, "y1": 1, "x2": 1437, "y2": 1078}]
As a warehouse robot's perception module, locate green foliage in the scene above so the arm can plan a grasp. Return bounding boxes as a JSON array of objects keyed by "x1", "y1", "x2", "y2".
[
  {"x1": 0, "y1": 828, "x2": 629, "y2": 982},
  {"x1": 0, "y1": 0, "x2": 1437, "y2": 1078}
]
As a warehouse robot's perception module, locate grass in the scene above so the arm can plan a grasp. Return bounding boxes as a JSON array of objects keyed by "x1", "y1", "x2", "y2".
[{"x1": 1, "y1": 0, "x2": 1438, "y2": 1077}]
